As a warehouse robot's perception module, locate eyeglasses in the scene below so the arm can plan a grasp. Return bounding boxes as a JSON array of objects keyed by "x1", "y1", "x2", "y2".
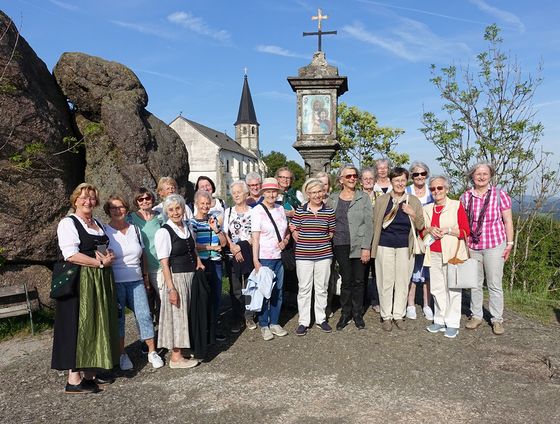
[
  {"x1": 361, "y1": 177, "x2": 374, "y2": 181},
  {"x1": 277, "y1": 176, "x2": 291, "y2": 180},
  {"x1": 429, "y1": 186, "x2": 445, "y2": 192},
  {"x1": 137, "y1": 196, "x2": 152, "y2": 202},
  {"x1": 78, "y1": 196, "x2": 96, "y2": 202},
  {"x1": 248, "y1": 183, "x2": 261, "y2": 188},
  {"x1": 343, "y1": 174, "x2": 358, "y2": 180},
  {"x1": 109, "y1": 206, "x2": 127, "y2": 211},
  {"x1": 412, "y1": 171, "x2": 428, "y2": 178}
]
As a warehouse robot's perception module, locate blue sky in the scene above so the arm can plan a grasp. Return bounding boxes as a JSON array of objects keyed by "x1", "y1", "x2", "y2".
[{"x1": 4, "y1": 0, "x2": 560, "y2": 173}]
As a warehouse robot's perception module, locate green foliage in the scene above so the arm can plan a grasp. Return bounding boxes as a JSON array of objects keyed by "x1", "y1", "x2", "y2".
[
  {"x1": 0, "y1": 309, "x2": 54, "y2": 341},
  {"x1": 334, "y1": 102, "x2": 407, "y2": 171},
  {"x1": 9, "y1": 141, "x2": 45, "y2": 170},
  {"x1": 83, "y1": 122, "x2": 103, "y2": 137},
  {"x1": 421, "y1": 24, "x2": 546, "y2": 198},
  {"x1": 261, "y1": 151, "x2": 305, "y2": 190},
  {"x1": 0, "y1": 81, "x2": 18, "y2": 94}
]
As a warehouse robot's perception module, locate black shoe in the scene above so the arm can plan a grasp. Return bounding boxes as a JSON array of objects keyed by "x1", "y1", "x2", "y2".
[
  {"x1": 65, "y1": 381, "x2": 101, "y2": 394},
  {"x1": 354, "y1": 316, "x2": 366, "y2": 330},
  {"x1": 336, "y1": 314, "x2": 351, "y2": 331},
  {"x1": 215, "y1": 332, "x2": 227, "y2": 342},
  {"x1": 140, "y1": 341, "x2": 149, "y2": 354},
  {"x1": 94, "y1": 374, "x2": 116, "y2": 385}
]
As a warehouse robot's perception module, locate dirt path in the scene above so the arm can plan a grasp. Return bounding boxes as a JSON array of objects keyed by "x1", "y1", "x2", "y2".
[{"x1": 1, "y1": 307, "x2": 559, "y2": 423}]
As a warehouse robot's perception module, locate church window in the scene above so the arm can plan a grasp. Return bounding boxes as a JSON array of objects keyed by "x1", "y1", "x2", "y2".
[
  {"x1": 251, "y1": 126, "x2": 255, "y2": 135},
  {"x1": 243, "y1": 127, "x2": 247, "y2": 135},
  {"x1": 226, "y1": 160, "x2": 230, "y2": 173}
]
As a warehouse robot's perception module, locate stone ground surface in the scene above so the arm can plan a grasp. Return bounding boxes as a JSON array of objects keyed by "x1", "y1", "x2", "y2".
[{"x1": 1, "y1": 302, "x2": 559, "y2": 424}]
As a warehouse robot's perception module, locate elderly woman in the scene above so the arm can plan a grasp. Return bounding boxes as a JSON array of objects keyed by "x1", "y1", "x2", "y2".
[
  {"x1": 405, "y1": 161, "x2": 435, "y2": 321},
  {"x1": 104, "y1": 195, "x2": 163, "y2": 369},
  {"x1": 423, "y1": 176, "x2": 470, "y2": 338},
  {"x1": 374, "y1": 158, "x2": 392, "y2": 194},
  {"x1": 127, "y1": 188, "x2": 162, "y2": 328},
  {"x1": 154, "y1": 194, "x2": 204, "y2": 368},
  {"x1": 191, "y1": 190, "x2": 228, "y2": 341},
  {"x1": 154, "y1": 176, "x2": 193, "y2": 220},
  {"x1": 194, "y1": 176, "x2": 226, "y2": 218},
  {"x1": 245, "y1": 172, "x2": 263, "y2": 207},
  {"x1": 330, "y1": 165, "x2": 373, "y2": 331},
  {"x1": 51, "y1": 183, "x2": 119, "y2": 394},
  {"x1": 460, "y1": 162, "x2": 514, "y2": 335},
  {"x1": 223, "y1": 181, "x2": 255, "y2": 332},
  {"x1": 371, "y1": 167, "x2": 424, "y2": 332},
  {"x1": 251, "y1": 177, "x2": 290, "y2": 341},
  {"x1": 292, "y1": 178, "x2": 336, "y2": 335}
]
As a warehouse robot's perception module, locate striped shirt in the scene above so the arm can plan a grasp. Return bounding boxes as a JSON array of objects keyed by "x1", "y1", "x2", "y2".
[
  {"x1": 292, "y1": 203, "x2": 335, "y2": 261},
  {"x1": 190, "y1": 218, "x2": 221, "y2": 261},
  {"x1": 460, "y1": 186, "x2": 511, "y2": 250}
]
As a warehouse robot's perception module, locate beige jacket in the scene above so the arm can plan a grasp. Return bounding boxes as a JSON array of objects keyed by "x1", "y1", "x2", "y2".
[
  {"x1": 371, "y1": 193, "x2": 424, "y2": 258},
  {"x1": 423, "y1": 198, "x2": 469, "y2": 266}
]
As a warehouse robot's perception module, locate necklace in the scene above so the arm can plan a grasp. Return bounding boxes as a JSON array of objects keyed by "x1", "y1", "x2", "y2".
[{"x1": 433, "y1": 204, "x2": 445, "y2": 214}]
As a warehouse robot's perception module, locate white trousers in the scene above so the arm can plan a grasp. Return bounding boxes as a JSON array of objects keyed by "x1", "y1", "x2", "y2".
[
  {"x1": 296, "y1": 259, "x2": 332, "y2": 326},
  {"x1": 375, "y1": 246, "x2": 414, "y2": 320},
  {"x1": 429, "y1": 252, "x2": 462, "y2": 328}
]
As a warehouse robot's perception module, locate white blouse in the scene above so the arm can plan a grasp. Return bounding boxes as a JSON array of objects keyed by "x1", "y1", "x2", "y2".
[
  {"x1": 105, "y1": 224, "x2": 144, "y2": 283},
  {"x1": 154, "y1": 219, "x2": 193, "y2": 260},
  {"x1": 57, "y1": 214, "x2": 105, "y2": 260}
]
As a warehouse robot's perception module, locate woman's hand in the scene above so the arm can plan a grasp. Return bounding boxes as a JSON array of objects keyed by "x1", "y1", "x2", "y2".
[
  {"x1": 292, "y1": 230, "x2": 299, "y2": 243},
  {"x1": 95, "y1": 250, "x2": 114, "y2": 267},
  {"x1": 143, "y1": 274, "x2": 151, "y2": 291},
  {"x1": 277, "y1": 239, "x2": 288, "y2": 251},
  {"x1": 168, "y1": 288, "x2": 179, "y2": 307},
  {"x1": 503, "y1": 244, "x2": 513, "y2": 261},
  {"x1": 196, "y1": 257, "x2": 205, "y2": 270},
  {"x1": 209, "y1": 216, "x2": 220, "y2": 233},
  {"x1": 360, "y1": 249, "x2": 371, "y2": 264},
  {"x1": 254, "y1": 260, "x2": 262, "y2": 273},
  {"x1": 401, "y1": 203, "x2": 415, "y2": 217},
  {"x1": 428, "y1": 226, "x2": 444, "y2": 240}
]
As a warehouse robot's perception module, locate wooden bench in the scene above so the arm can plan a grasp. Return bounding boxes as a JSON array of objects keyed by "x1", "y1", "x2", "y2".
[{"x1": 0, "y1": 283, "x2": 40, "y2": 335}]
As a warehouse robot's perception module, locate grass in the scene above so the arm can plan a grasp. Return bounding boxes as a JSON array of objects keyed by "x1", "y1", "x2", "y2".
[
  {"x1": 504, "y1": 289, "x2": 560, "y2": 325},
  {"x1": 0, "y1": 308, "x2": 55, "y2": 341}
]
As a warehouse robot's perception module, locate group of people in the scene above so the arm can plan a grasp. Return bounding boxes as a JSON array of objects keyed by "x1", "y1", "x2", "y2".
[{"x1": 51, "y1": 160, "x2": 514, "y2": 394}]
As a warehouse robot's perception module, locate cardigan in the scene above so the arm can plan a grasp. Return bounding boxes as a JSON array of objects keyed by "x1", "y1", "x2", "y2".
[
  {"x1": 371, "y1": 193, "x2": 424, "y2": 258},
  {"x1": 329, "y1": 190, "x2": 374, "y2": 259},
  {"x1": 422, "y1": 198, "x2": 469, "y2": 266}
]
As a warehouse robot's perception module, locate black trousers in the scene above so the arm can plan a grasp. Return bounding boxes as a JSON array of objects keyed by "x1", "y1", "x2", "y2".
[
  {"x1": 363, "y1": 259, "x2": 380, "y2": 308},
  {"x1": 334, "y1": 245, "x2": 366, "y2": 318}
]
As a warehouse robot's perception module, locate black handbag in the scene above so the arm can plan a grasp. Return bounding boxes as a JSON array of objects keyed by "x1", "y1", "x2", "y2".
[
  {"x1": 259, "y1": 204, "x2": 296, "y2": 271},
  {"x1": 50, "y1": 261, "x2": 81, "y2": 299}
]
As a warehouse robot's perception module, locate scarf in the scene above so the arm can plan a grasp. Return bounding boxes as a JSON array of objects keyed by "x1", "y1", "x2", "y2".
[
  {"x1": 382, "y1": 193, "x2": 407, "y2": 229},
  {"x1": 466, "y1": 188, "x2": 492, "y2": 245}
]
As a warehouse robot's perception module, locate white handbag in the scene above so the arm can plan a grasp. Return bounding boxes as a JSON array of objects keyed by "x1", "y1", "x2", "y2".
[{"x1": 447, "y1": 231, "x2": 480, "y2": 289}]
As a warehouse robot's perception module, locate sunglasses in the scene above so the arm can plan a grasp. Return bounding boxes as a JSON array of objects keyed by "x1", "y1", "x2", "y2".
[
  {"x1": 343, "y1": 174, "x2": 358, "y2": 180},
  {"x1": 429, "y1": 186, "x2": 445, "y2": 192},
  {"x1": 412, "y1": 171, "x2": 428, "y2": 178},
  {"x1": 137, "y1": 196, "x2": 152, "y2": 202}
]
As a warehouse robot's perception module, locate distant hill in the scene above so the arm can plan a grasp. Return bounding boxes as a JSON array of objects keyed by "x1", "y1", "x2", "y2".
[{"x1": 512, "y1": 196, "x2": 560, "y2": 220}]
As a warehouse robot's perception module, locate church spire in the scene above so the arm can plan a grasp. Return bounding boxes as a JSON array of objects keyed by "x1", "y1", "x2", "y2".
[{"x1": 234, "y1": 75, "x2": 259, "y2": 126}]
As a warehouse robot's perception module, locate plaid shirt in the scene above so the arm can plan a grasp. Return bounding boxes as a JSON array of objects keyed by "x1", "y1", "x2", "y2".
[{"x1": 460, "y1": 186, "x2": 511, "y2": 250}]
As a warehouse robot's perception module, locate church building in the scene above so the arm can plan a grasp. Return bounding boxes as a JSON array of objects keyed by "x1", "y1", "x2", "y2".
[{"x1": 170, "y1": 75, "x2": 267, "y2": 199}]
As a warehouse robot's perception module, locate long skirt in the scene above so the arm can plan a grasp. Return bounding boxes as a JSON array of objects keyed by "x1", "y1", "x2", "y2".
[
  {"x1": 158, "y1": 271, "x2": 193, "y2": 349},
  {"x1": 51, "y1": 267, "x2": 119, "y2": 370}
]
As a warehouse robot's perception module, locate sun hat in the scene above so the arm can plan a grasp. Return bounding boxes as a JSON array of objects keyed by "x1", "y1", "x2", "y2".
[{"x1": 259, "y1": 177, "x2": 282, "y2": 194}]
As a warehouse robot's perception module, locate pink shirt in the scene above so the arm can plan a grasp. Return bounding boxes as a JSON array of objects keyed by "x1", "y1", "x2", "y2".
[
  {"x1": 460, "y1": 186, "x2": 511, "y2": 250},
  {"x1": 250, "y1": 204, "x2": 287, "y2": 260}
]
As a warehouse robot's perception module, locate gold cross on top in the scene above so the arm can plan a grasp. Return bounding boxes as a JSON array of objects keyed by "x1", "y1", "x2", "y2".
[{"x1": 311, "y1": 8, "x2": 328, "y2": 31}]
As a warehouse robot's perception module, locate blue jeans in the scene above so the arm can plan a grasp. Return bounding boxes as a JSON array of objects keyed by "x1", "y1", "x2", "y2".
[
  {"x1": 115, "y1": 280, "x2": 154, "y2": 340},
  {"x1": 258, "y1": 259, "x2": 284, "y2": 327},
  {"x1": 203, "y1": 259, "x2": 223, "y2": 324}
]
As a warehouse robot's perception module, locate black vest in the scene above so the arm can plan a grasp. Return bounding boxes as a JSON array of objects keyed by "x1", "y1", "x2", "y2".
[
  {"x1": 163, "y1": 224, "x2": 196, "y2": 273},
  {"x1": 68, "y1": 215, "x2": 109, "y2": 258}
]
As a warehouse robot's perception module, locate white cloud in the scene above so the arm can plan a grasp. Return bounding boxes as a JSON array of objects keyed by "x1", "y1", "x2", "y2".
[
  {"x1": 134, "y1": 69, "x2": 192, "y2": 86},
  {"x1": 111, "y1": 20, "x2": 174, "y2": 39},
  {"x1": 167, "y1": 11, "x2": 230, "y2": 42},
  {"x1": 49, "y1": 0, "x2": 78, "y2": 11},
  {"x1": 469, "y1": 0, "x2": 525, "y2": 33},
  {"x1": 342, "y1": 19, "x2": 470, "y2": 62},
  {"x1": 255, "y1": 45, "x2": 306, "y2": 58}
]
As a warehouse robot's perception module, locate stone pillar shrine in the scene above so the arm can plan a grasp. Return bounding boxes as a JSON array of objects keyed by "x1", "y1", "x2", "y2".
[{"x1": 287, "y1": 9, "x2": 348, "y2": 176}]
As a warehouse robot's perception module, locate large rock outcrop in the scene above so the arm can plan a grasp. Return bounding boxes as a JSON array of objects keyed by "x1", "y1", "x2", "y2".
[
  {"x1": 54, "y1": 52, "x2": 190, "y2": 208},
  {"x1": 0, "y1": 11, "x2": 81, "y2": 263}
]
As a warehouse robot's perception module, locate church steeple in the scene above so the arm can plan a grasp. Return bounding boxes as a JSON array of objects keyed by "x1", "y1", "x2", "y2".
[{"x1": 235, "y1": 74, "x2": 260, "y2": 156}]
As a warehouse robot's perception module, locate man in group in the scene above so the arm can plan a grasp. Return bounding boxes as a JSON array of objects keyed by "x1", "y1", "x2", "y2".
[
  {"x1": 245, "y1": 172, "x2": 262, "y2": 207},
  {"x1": 275, "y1": 167, "x2": 304, "y2": 217}
]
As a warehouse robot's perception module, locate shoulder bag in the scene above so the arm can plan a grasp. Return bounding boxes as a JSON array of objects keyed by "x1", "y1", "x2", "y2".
[
  {"x1": 259, "y1": 204, "x2": 296, "y2": 271},
  {"x1": 50, "y1": 216, "x2": 83, "y2": 299},
  {"x1": 447, "y1": 230, "x2": 480, "y2": 289},
  {"x1": 406, "y1": 195, "x2": 425, "y2": 255}
]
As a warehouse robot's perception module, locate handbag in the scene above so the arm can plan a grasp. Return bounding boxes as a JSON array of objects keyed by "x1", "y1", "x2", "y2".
[
  {"x1": 259, "y1": 204, "x2": 296, "y2": 271},
  {"x1": 50, "y1": 261, "x2": 81, "y2": 299},
  {"x1": 446, "y1": 230, "x2": 479, "y2": 289},
  {"x1": 406, "y1": 195, "x2": 425, "y2": 254}
]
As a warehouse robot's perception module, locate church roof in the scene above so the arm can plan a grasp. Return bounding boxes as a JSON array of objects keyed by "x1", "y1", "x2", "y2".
[
  {"x1": 174, "y1": 116, "x2": 258, "y2": 159},
  {"x1": 234, "y1": 75, "x2": 259, "y2": 126}
]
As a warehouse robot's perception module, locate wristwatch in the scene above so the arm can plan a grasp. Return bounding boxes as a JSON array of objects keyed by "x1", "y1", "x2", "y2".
[{"x1": 99, "y1": 260, "x2": 104, "y2": 269}]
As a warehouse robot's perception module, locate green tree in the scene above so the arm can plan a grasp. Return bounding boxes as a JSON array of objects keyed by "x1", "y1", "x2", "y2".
[
  {"x1": 334, "y1": 102, "x2": 407, "y2": 170},
  {"x1": 421, "y1": 24, "x2": 552, "y2": 199},
  {"x1": 261, "y1": 151, "x2": 305, "y2": 190}
]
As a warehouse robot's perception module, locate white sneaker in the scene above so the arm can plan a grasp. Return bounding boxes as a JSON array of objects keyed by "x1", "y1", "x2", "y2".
[
  {"x1": 406, "y1": 305, "x2": 417, "y2": 320},
  {"x1": 147, "y1": 351, "x2": 164, "y2": 369},
  {"x1": 119, "y1": 353, "x2": 133, "y2": 370},
  {"x1": 261, "y1": 326, "x2": 274, "y2": 341},
  {"x1": 269, "y1": 324, "x2": 288, "y2": 337},
  {"x1": 423, "y1": 305, "x2": 434, "y2": 320}
]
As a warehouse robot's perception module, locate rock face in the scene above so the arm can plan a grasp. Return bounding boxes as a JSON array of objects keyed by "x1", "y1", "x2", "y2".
[
  {"x1": 54, "y1": 52, "x2": 190, "y2": 208},
  {"x1": 0, "y1": 11, "x2": 81, "y2": 263}
]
